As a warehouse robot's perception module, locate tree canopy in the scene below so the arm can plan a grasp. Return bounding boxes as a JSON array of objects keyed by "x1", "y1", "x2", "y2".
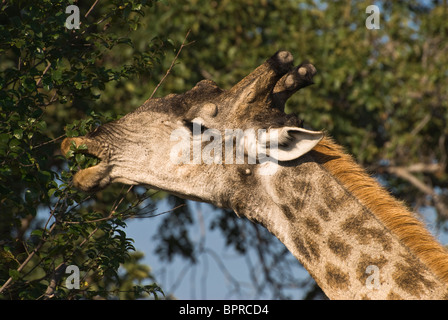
[{"x1": 1, "y1": 0, "x2": 447, "y2": 299}]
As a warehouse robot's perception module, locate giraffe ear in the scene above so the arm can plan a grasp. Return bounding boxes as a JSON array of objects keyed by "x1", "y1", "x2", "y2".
[{"x1": 268, "y1": 127, "x2": 324, "y2": 161}]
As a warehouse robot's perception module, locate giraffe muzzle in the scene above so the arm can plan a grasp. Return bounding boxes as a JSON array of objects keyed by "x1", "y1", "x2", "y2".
[{"x1": 61, "y1": 137, "x2": 112, "y2": 192}]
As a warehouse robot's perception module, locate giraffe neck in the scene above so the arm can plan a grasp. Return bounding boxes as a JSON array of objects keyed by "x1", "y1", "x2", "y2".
[{"x1": 251, "y1": 137, "x2": 448, "y2": 299}]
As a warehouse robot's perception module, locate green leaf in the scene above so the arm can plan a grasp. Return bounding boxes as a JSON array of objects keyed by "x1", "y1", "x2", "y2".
[
  {"x1": 76, "y1": 144, "x2": 88, "y2": 151},
  {"x1": 13, "y1": 129, "x2": 23, "y2": 140},
  {"x1": 37, "y1": 120, "x2": 47, "y2": 131},
  {"x1": 47, "y1": 188, "x2": 57, "y2": 197},
  {"x1": 65, "y1": 149, "x2": 74, "y2": 158},
  {"x1": 31, "y1": 229, "x2": 43, "y2": 237},
  {"x1": 75, "y1": 153, "x2": 85, "y2": 164},
  {"x1": 9, "y1": 269, "x2": 20, "y2": 281}
]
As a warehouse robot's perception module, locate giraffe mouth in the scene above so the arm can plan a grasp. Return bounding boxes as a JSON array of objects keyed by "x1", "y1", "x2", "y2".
[
  {"x1": 61, "y1": 137, "x2": 107, "y2": 164},
  {"x1": 61, "y1": 137, "x2": 112, "y2": 192}
]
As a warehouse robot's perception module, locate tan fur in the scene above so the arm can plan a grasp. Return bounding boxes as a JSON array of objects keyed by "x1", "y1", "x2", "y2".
[{"x1": 311, "y1": 136, "x2": 448, "y2": 284}]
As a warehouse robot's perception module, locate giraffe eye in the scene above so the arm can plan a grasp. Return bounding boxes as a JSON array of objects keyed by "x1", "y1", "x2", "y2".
[{"x1": 183, "y1": 118, "x2": 208, "y2": 134}]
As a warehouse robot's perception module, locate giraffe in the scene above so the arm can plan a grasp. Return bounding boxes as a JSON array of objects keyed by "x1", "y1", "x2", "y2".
[{"x1": 61, "y1": 51, "x2": 448, "y2": 299}]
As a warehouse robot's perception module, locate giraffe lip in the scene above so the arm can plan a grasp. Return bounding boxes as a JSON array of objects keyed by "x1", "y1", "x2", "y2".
[
  {"x1": 61, "y1": 137, "x2": 109, "y2": 161},
  {"x1": 61, "y1": 137, "x2": 112, "y2": 192},
  {"x1": 61, "y1": 137, "x2": 78, "y2": 157}
]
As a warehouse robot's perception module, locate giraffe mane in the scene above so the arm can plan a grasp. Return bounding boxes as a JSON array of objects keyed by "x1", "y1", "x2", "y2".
[{"x1": 310, "y1": 136, "x2": 448, "y2": 284}]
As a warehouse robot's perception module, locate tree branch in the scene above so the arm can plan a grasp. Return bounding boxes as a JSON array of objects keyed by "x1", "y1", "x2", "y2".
[
  {"x1": 43, "y1": 263, "x2": 67, "y2": 299},
  {"x1": 147, "y1": 29, "x2": 193, "y2": 101},
  {"x1": 36, "y1": 61, "x2": 52, "y2": 87},
  {"x1": 386, "y1": 165, "x2": 448, "y2": 219},
  {"x1": 61, "y1": 204, "x2": 186, "y2": 224},
  {"x1": 85, "y1": 0, "x2": 100, "y2": 18},
  {"x1": 0, "y1": 223, "x2": 57, "y2": 295}
]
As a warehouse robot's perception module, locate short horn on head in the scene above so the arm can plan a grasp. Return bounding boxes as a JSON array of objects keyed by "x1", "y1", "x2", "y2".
[
  {"x1": 229, "y1": 50, "x2": 295, "y2": 105},
  {"x1": 272, "y1": 62, "x2": 317, "y2": 111}
]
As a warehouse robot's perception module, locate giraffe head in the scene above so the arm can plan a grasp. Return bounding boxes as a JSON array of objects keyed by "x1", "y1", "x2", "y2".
[
  {"x1": 60, "y1": 51, "x2": 448, "y2": 299},
  {"x1": 61, "y1": 51, "x2": 323, "y2": 209}
]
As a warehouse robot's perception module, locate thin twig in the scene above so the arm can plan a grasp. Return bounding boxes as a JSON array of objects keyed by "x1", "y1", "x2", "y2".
[
  {"x1": 62, "y1": 204, "x2": 185, "y2": 224},
  {"x1": 0, "y1": 223, "x2": 57, "y2": 294},
  {"x1": 0, "y1": 194, "x2": 64, "y2": 294},
  {"x1": 130, "y1": 204, "x2": 186, "y2": 219},
  {"x1": 147, "y1": 29, "x2": 193, "y2": 101},
  {"x1": 111, "y1": 185, "x2": 134, "y2": 215},
  {"x1": 36, "y1": 61, "x2": 52, "y2": 87},
  {"x1": 41, "y1": 91, "x2": 59, "y2": 107},
  {"x1": 33, "y1": 134, "x2": 67, "y2": 149},
  {"x1": 85, "y1": 0, "x2": 100, "y2": 18},
  {"x1": 0, "y1": 191, "x2": 91, "y2": 295},
  {"x1": 43, "y1": 262, "x2": 67, "y2": 299}
]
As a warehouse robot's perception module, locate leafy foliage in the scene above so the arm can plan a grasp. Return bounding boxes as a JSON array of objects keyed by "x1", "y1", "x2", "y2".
[{"x1": 0, "y1": 0, "x2": 170, "y2": 299}]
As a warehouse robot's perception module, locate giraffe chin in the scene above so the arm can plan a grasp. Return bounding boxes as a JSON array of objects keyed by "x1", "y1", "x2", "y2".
[{"x1": 71, "y1": 164, "x2": 112, "y2": 193}]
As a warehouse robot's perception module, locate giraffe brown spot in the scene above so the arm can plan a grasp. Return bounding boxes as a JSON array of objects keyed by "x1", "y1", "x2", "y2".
[
  {"x1": 368, "y1": 228, "x2": 392, "y2": 252},
  {"x1": 387, "y1": 292, "x2": 402, "y2": 300},
  {"x1": 305, "y1": 235, "x2": 320, "y2": 260},
  {"x1": 392, "y1": 255, "x2": 436, "y2": 298},
  {"x1": 328, "y1": 233, "x2": 352, "y2": 260},
  {"x1": 304, "y1": 217, "x2": 321, "y2": 235},
  {"x1": 341, "y1": 213, "x2": 392, "y2": 252},
  {"x1": 325, "y1": 263, "x2": 349, "y2": 290},
  {"x1": 317, "y1": 205, "x2": 330, "y2": 222},
  {"x1": 290, "y1": 226, "x2": 320, "y2": 262},
  {"x1": 341, "y1": 213, "x2": 367, "y2": 234},
  {"x1": 294, "y1": 235, "x2": 311, "y2": 262},
  {"x1": 323, "y1": 187, "x2": 350, "y2": 212},
  {"x1": 280, "y1": 204, "x2": 294, "y2": 221},
  {"x1": 356, "y1": 253, "x2": 387, "y2": 286},
  {"x1": 293, "y1": 180, "x2": 312, "y2": 212},
  {"x1": 294, "y1": 197, "x2": 306, "y2": 213}
]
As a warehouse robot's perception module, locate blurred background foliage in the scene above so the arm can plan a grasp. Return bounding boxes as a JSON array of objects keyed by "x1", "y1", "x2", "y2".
[{"x1": 1, "y1": 0, "x2": 447, "y2": 299}]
